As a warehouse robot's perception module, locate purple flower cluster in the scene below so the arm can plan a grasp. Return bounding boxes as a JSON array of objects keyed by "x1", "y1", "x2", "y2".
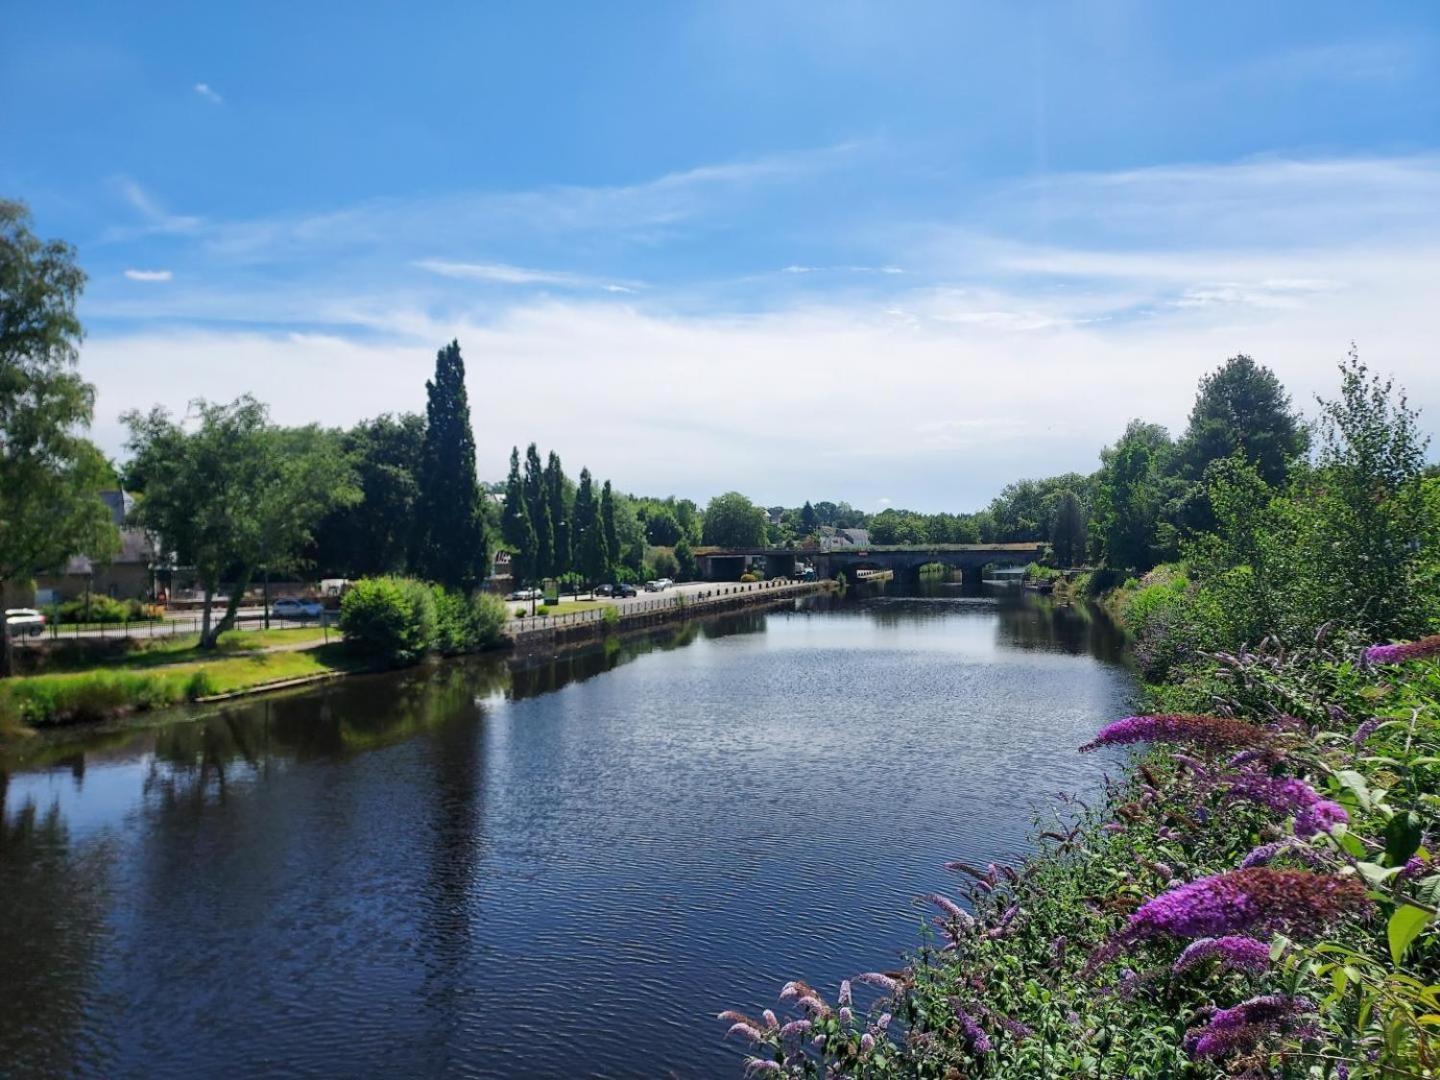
[
  {"x1": 952, "y1": 1005, "x2": 991, "y2": 1054},
  {"x1": 1363, "y1": 634, "x2": 1440, "y2": 666},
  {"x1": 1121, "y1": 869, "x2": 1368, "y2": 943},
  {"x1": 1227, "y1": 774, "x2": 1348, "y2": 838},
  {"x1": 1172, "y1": 935, "x2": 1271, "y2": 976},
  {"x1": 1183, "y1": 994, "x2": 1313, "y2": 1060},
  {"x1": 1080, "y1": 714, "x2": 1268, "y2": 753}
]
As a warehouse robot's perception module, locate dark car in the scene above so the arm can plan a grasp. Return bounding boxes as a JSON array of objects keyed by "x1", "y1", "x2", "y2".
[
  {"x1": 594, "y1": 584, "x2": 615, "y2": 597},
  {"x1": 614, "y1": 583, "x2": 637, "y2": 598}
]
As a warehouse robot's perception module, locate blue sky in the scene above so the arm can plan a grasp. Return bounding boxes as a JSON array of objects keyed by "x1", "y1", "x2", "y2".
[{"x1": 5, "y1": 2, "x2": 1439, "y2": 510}]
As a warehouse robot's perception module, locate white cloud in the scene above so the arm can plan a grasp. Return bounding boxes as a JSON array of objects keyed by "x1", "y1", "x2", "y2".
[
  {"x1": 123, "y1": 269, "x2": 173, "y2": 282},
  {"x1": 194, "y1": 82, "x2": 223, "y2": 104},
  {"x1": 79, "y1": 153, "x2": 1440, "y2": 508}
]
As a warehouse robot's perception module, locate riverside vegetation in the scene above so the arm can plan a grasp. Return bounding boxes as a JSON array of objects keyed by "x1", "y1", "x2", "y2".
[{"x1": 721, "y1": 358, "x2": 1440, "y2": 1077}]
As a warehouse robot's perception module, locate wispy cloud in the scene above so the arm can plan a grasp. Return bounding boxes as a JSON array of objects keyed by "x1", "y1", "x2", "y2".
[
  {"x1": 108, "y1": 177, "x2": 203, "y2": 239},
  {"x1": 194, "y1": 82, "x2": 223, "y2": 104},
  {"x1": 123, "y1": 269, "x2": 173, "y2": 282},
  {"x1": 412, "y1": 258, "x2": 638, "y2": 292}
]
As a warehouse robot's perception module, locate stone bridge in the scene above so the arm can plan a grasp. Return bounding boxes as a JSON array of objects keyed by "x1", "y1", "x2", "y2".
[{"x1": 695, "y1": 543, "x2": 1047, "y2": 584}]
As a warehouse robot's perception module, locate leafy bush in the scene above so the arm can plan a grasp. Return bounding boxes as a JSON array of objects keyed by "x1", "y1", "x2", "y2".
[
  {"x1": 339, "y1": 576, "x2": 436, "y2": 668},
  {"x1": 0, "y1": 669, "x2": 195, "y2": 725},
  {"x1": 341, "y1": 577, "x2": 506, "y2": 664},
  {"x1": 739, "y1": 573, "x2": 757, "y2": 583},
  {"x1": 55, "y1": 594, "x2": 131, "y2": 623},
  {"x1": 647, "y1": 549, "x2": 680, "y2": 581}
]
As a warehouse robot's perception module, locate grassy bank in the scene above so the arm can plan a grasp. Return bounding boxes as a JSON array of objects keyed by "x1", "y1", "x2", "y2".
[{"x1": 1, "y1": 631, "x2": 357, "y2": 731}]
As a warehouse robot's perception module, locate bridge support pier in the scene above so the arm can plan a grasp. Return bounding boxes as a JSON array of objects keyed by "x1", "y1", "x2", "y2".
[{"x1": 765, "y1": 552, "x2": 797, "y2": 579}]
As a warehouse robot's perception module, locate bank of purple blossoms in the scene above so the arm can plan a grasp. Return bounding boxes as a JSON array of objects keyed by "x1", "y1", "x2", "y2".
[
  {"x1": 1079, "y1": 713, "x2": 1269, "y2": 753},
  {"x1": 1363, "y1": 634, "x2": 1440, "y2": 666},
  {"x1": 1120, "y1": 869, "x2": 1368, "y2": 943}
]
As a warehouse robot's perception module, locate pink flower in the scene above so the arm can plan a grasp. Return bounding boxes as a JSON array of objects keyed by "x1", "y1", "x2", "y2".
[{"x1": 854, "y1": 972, "x2": 901, "y2": 994}]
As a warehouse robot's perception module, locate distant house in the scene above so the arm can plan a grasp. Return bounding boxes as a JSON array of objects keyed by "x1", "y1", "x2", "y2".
[
  {"x1": 816, "y1": 526, "x2": 872, "y2": 551},
  {"x1": 30, "y1": 491, "x2": 158, "y2": 605}
]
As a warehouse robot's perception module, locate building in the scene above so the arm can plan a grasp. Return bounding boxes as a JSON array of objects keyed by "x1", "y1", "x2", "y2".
[
  {"x1": 29, "y1": 491, "x2": 159, "y2": 605},
  {"x1": 816, "y1": 526, "x2": 871, "y2": 551}
]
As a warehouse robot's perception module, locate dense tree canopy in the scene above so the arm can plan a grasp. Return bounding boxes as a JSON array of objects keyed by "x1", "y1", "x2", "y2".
[
  {"x1": 702, "y1": 491, "x2": 769, "y2": 548},
  {"x1": 124, "y1": 396, "x2": 357, "y2": 647},
  {"x1": 309, "y1": 413, "x2": 424, "y2": 579},
  {"x1": 501, "y1": 447, "x2": 536, "y2": 583}
]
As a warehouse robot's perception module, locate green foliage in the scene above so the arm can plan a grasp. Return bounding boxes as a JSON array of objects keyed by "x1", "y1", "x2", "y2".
[
  {"x1": 54, "y1": 594, "x2": 136, "y2": 624},
  {"x1": 1179, "y1": 353, "x2": 1308, "y2": 488},
  {"x1": 413, "y1": 340, "x2": 488, "y2": 590},
  {"x1": 123, "y1": 396, "x2": 358, "y2": 647},
  {"x1": 739, "y1": 572, "x2": 757, "y2": 583},
  {"x1": 501, "y1": 446, "x2": 536, "y2": 582},
  {"x1": 702, "y1": 491, "x2": 769, "y2": 548},
  {"x1": 1093, "y1": 420, "x2": 1176, "y2": 572},
  {"x1": 524, "y1": 443, "x2": 554, "y2": 579},
  {"x1": 574, "y1": 468, "x2": 609, "y2": 585},
  {"x1": 1046, "y1": 489, "x2": 1087, "y2": 567},
  {"x1": 647, "y1": 548, "x2": 680, "y2": 581},
  {"x1": 544, "y1": 450, "x2": 571, "y2": 576},
  {"x1": 0, "y1": 199, "x2": 119, "y2": 671},
  {"x1": 674, "y1": 535, "x2": 698, "y2": 582},
  {"x1": 308, "y1": 412, "x2": 425, "y2": 578},
  {"x1": 338, "y1": 576, "x2": 437, "y2": 668},
  {"x1": 600, "y1": 480, "x2": 619, "y2": 579}
]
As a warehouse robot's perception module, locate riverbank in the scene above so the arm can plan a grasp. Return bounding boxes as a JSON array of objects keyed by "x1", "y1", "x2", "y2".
[
  {"x1": 1, "y1": 579, "x2": 829, "y2": 736},
  {"x1": 726, "y1": 619, "x2": 1440, "y2": 1075}
]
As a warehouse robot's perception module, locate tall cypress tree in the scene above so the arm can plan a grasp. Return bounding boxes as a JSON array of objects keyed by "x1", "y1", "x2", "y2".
[
  {"x1": 574, "y1": 468, "x2": 609, "y2": 587},
  {"x1": 600, "y1": 480, "x2": 619, "y2": 581},
  {"x1": 544, "y1": 450, "x2": 570, "y2": 577},
  {"x1": 501, "y1": 446, "x2": 536, "y2": 584},
  {"x1": 414, "y1": 340, "x2": 487, "y2": 589},
  {"x1": 523, "y1": 443, "x2": 553, "y2": 580}
]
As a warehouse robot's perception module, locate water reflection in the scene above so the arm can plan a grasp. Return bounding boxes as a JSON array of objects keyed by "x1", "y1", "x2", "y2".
[{"x1": 0, "y1": 588, "x2": 1131, "y2": 1078}]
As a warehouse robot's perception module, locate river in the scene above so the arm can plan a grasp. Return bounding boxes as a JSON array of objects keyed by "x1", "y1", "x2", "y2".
[{"x1": 0, "y1": 585, "x2": 1131, "y2": 1078}]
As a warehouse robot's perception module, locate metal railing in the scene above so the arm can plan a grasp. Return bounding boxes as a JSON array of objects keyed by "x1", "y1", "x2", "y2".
[
  {"x1": 10, "y1": 611, "x2": 338, "y2": 646},
  {"x1": 507, "y1": 579, "x2": 819, "y2": 637}
]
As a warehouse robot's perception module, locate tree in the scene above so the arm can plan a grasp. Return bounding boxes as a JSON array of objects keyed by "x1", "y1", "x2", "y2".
[
  {"x1": 1094, "y1": 421, "x2": 1174, "y2": 572},
  {"x1": 674, "y1": 535, "x2": 698, "y2": 582},
  {"x1": 124, "y1": 397, "x2": 358, "y2": 648},
  {"x1": 702, "y1": 491, "x2": 769, "y2": 548},
  {"x1": 1302, "y1": 349, "x2": 1432, "y2": 638},
  {"x1": 413, "y1": 340, "x2": 487, "y2": 590},
  {"x1": 1180, "y1": 354, "x2": 1307, "y2": 487},
  {"x1": 309, "y1": 413, "x2": 424, "y2": 578},
  {"x1": 574, "y1": 468, "x2": 609, "y2": 587},
  {"x1": 523, "y1": 443, "x2": 553, "y2": 580},
  {"x1": 0, "y1": 200, "x2": 118, "y2": 674},
  {"x1": 600, "y1": 480, "x2": 619, "y2": 580},
  {"x1": 870, "y1": 508, "x2": 929, "y2": 545},
  {"x1": 500, "y1": 447, "x2": 536, "y2": 583},
  {"x1": 800, "y1": 500, "x2": 818, "y2": 534},
  {"x1": 544, "y1": 451, "x2": 570, "y2": 576},
  {"x1": 1046, "y1": 489, "x2": 1087, "y2": 568}
]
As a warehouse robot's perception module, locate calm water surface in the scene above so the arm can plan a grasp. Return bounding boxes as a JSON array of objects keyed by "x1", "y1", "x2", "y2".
[{"x1": 0, "y1": 586, "x2": 1131, "y2": 1078}]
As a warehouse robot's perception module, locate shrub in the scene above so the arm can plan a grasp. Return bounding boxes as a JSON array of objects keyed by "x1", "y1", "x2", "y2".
[
  {"x1": 739, "y1": 572, "x2": 757, "y2": 583},
  {"x1": 339, "y1": 576, "x2": 436, "y2": 668},
  {"x1": 515, "y1": 607, "x2": 526, "y2": 619},
  {"x1": 0, "y1": 670, "x2": 192, "y2": 725},
  {"x1": 467, "y1": 591, "x2": 507, "y2": 647},
  {"x1": 602, "y1": 605, "x2": 620, "y2": 627},
  {"x1": 56, "y1": 594, "x2": 131, "y2": 623},
  {"x1": 647, "y1": 549, "x2": 680, "y2": 581}
]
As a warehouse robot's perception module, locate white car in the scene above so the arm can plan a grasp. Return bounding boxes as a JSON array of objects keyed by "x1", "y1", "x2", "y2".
[
  {"x1": 655, "y1": 578, "x2": 674, "y2": 590},
  {"x1": 5, "y1": 608, "x2": 46, "y2": 637},
  {"x1": 271, "y1": 598, "x2": 324, "y2": 619}
]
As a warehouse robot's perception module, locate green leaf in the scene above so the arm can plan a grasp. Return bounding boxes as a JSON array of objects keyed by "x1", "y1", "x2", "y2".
[
  {"x1": 1335, "y1": 770, "x2": 1373, "y2": 812},
  {"x1": 1358, "y1": 861, "x2": 1402, "y2": 887},
  {"x1": 1385, "y1": 811, "x2": 1424, "y2": 866},
  {"x1": 1388, "y1": 904, "x2": 1431, "y2": 965}
]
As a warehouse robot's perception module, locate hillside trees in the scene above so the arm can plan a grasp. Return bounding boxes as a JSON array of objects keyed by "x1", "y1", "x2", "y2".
[{"x1": 702, "y1": 491, "x2": 769, "y2": 548}]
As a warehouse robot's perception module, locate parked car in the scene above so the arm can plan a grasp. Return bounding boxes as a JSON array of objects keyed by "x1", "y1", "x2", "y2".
[
  {"x1": 594, "y1": 584, "x2": 615, "y2": 597},
  {"x1": 643, "y1": 580, "x2": 661, "y2": 592},
  {"x1": 506, "y1": 588, "x2": 542, "y2": 601},
  {"x1": 4, "y1": 608, "x2": 46, "y2": 637},
  {"x1": 654, "y1": 578, "x2": 674, "y2": 590},
  {"x1": 271, "y1": 598, "x2": 324, "y2": 619},
  {"x1": 614, "y1": 583, "x2": 637, "y2": 598}
]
